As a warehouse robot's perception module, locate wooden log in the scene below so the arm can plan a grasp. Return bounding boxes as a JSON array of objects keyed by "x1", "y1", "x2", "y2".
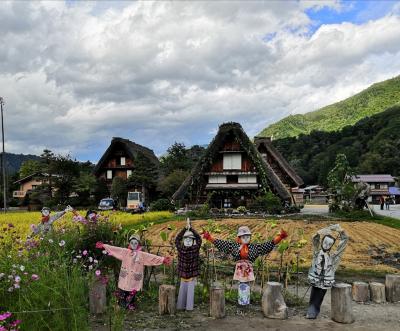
[
  {"x1": 385, "y1": 274, "x2": 400, "y2": 303},
  {"x1": 159, "y1": 285, "x2": 176, "y2": 315},
  {"x1": 352, "y1": 281, "x2": 369, "y2": 302},
  {"x1": 331, "y1": 283, "x2": 354, "y2": 324},
  {"x1": 209, "y1": 283, "x2": 225, "y2": 318},
  {"x1": 89, "y1": 279, "x2": 107, "y2": 314},
  {"x1": 261, "y1": 282, "x2": 288, "y2": 320},
  {"x1": 369, "y1": 282, "x2": 386, "y2": 303}
]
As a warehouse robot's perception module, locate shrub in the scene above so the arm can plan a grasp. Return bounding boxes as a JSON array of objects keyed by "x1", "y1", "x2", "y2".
[
  {"x1": 150, "y1": 199, "x2": 175, "y2": 211},
  {"x1": 248, "y1": 192, "x2": 283, "y2": 214}
]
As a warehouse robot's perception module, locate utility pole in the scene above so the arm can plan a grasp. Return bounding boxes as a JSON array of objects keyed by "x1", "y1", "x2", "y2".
[{"x1": 0, "y1": 97, "x2": 6, "y2": 213}]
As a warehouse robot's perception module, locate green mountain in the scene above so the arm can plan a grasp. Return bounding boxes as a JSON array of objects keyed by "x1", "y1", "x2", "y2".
[
  {"x1": 259, "y1": 75, "x2": 400, "y2": 139},
  {"x1": 272, "y1": 106, "x2": 400, "y2": 185}
]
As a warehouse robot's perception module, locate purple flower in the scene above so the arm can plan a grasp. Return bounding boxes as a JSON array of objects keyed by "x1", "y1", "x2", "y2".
[
  {"x1": 0, "y1": 312, "x2": 12, "y2": 321},
  {"x1": 8, "y1": 223, "x2": 14, "y2": 228},
  {"x1": 0, "y1": 326, "x2": 6, "y2": 331},
  {"x1": 31, "y1": 274, "x2": 40, "y2": 281},
  {"x1": 95, "y1": 270, "x2": 101, "y2": 277},
  {"x1": 82, "y1": 250, "x2": 88, "y2": 256}
]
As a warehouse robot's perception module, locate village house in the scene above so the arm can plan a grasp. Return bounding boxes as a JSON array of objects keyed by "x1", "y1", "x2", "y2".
[
  {"x1": 172, "y1": 122, "x2": 303, "y2": 209},
  {"x1": 13, "y1": 172, "x2": 58, "y2": 199},
  {"x1": 93, "y1": 137, "x2": 159, "y2": 202},
  {"x1": 351, "y1": 174, "x2": 398, "y2": 204}
]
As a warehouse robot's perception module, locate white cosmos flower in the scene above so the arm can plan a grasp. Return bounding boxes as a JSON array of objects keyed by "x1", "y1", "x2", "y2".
[
  {"x1": 20, "y1": 265, "x2": 25, "y2": 271},
  {"x1": 59, "y1": 240, "x2": 66, "y2": 247}
]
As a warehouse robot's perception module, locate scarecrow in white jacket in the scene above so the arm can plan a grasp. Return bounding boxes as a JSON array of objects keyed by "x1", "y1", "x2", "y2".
[
  {"x1": 306, "y1": 224, "x2": 348, "y2": 319},
  {"x1": 30, "y1": 205, "x2": 73, "y2": 235},
  {"x1": 203, "y1": 225, "x2": 287, "y2": 306}
]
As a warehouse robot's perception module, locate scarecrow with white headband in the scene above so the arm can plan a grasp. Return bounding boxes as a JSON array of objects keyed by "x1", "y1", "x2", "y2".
[
  {"x1": 175, "y1": 218, "x2": 202, "y2": 311},
  {"x1": 30, "y1": 205, "x2": 73, "y2": 235},
  {"x1": 306, "y1": 224, "x2": 348, "y2": 319},
  {"x1": 96, "y1": 234, "x2": 172, "y2": 309},
  {"x1": 203, "y1": 225, "x2": 288, "y2": 306}
]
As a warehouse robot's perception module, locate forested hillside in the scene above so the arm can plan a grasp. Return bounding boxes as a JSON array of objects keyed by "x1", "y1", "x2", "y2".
[
  {"x1": 272, "y1": 106, "x2": 400, "y2": 185},
  {"x1": 260, "y1": 75, "x2": 400, "y2": 139}
]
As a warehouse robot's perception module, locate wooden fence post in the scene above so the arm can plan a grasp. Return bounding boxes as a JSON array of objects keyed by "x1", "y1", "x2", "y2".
[
  {"x1": 385, "y1": 274, "x2": 400, "y2": 303},
  {"x1": 352, "y1": 281, "x2": 369, "y2": 302},
  {"x1": 89, "y1": 279, "x2": 107, "y2": 314},
  {"x1": 261, "y1": 282, "x2": 288, "y2": 320},
  {"x1": 210, "y1": 282, "x2": 225, "y2": 318},
  {"x1": 159, "y1": 285, "x2": 176, "y2": 315},
  {"x1": 331, "y1": 283, "x2": 354, "y2": 324},
  {"x1": 369, "y1": 282, "x2": 386, "y2": 303}
]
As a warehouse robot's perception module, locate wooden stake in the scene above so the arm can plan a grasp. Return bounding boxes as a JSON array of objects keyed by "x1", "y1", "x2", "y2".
[
  {"x1": 331, "y1": 283, "x2": 354, "y2": 324},
  {"x1": 159, "y1": 285, "x2": 176, "y2": 315},
  {"x1": 369, "y1": 282, "x2": 386, "y2": 303},
  {"x1": 352, "y1": 281, "x2": 369, "y2": 302},
  {"x1": 385, "y1": 274, "x2": 400, "y2": 303},
  {"x1": 261, "y1": 282, "x2": 288, "y2": 319},
  {"x1": 209, "y1": 282, "x2": 225, "y2": 318}
]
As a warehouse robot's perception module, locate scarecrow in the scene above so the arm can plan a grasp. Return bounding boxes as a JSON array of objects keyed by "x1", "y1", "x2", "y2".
[
  {"x1": 96, "y1": 235, "x2": 171, "y2": 309},
  {"x1": 306, "y1": 224, "x2": 348, "y2": 319},
  {"x1": 203, "y1": 225, "x2": 287, "y2": 306},
  {"x1": 30, "y1": 205, "x2": 73, "y2": 235},
  {"x1": 71, "y1": 209, "x2": 102, "y2": 224},
  {"x1": 175, "y1": 218, "x2": 202, "y2": 311}
]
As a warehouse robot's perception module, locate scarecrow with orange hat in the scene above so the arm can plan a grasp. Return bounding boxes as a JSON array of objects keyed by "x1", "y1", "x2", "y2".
[{"x1": 203, "y1": 225, "x2": 287, "y2": 306}]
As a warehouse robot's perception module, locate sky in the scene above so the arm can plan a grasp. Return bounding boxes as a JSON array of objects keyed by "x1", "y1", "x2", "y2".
[{"x1": 1, "y1": 0, "x2": 400, "y2": 162}]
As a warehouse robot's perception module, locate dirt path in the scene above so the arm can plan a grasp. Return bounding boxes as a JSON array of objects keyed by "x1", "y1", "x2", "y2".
[{"x1": 91, "y1": 286, "x2": 400, "y2": 331}]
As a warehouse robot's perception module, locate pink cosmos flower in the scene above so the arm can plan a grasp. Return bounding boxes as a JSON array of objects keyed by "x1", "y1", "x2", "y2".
[
  {"x1": 95, "y1": 270, "x2": 101, "y2": 277},
  {"x1": 0, "y1": 312, "x2": 12, "y2": 321},
  {"x1": 82, "y1": 250, "x2": 88, "y2": 256},
  {"x1": 10, "y1": 319, "x2": 22, "y2": 327},
  {"x1": 31, "y1": 274, "x2": 40, "y2": 281},
  {"x1": 0, "y1": 326, "x2": 6, "y2": 331}
]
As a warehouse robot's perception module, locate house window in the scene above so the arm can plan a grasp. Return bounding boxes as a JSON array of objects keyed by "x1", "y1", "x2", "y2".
[
  {"x1": 223, "y1": 198, "x2": 232, "y2": 208},
  {"x1": 127, "y1": 170, "x2": 132, "y2": 178},
  {"x1": 31, "y1": 185, "x2": 37, "y2": 190},
  {"x1": 375, "y1": 184, "x2": 380, "y2": 189},
  {"x1": 107, "y1": 170, "x2": 112, "y2": 179},
  {"x1": 120, "y1": 157, "x2": 126, "y2": 166},
  {"x1": 238, "y1": 175, "x2": 257, "y2": 184},
  {"x1": 208, "y1": 175, "x2": 227, "y2": 184},
  {"x1": 223, "y1": 153, "x2": 242, "y2": 170}
]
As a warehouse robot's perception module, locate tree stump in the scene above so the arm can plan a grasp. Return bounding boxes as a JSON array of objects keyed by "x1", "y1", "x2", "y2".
[
  {"x1": 209, "y1": 283, "x2": 225, "y2": 318},
  {"x1": 261, "y1": 282, "x2": 288, "y2": 320},
  {"x1": 89, "y1": 279, "x2": 107, "y2": 314},
  {"x1": 369, "y1": 282, "x2": 386, "y2": 303},
  {"x1": 159, "y1": 285, "x2": 176, "y2": 315},
  {"x1": 331, "y1": 283, "x2": 354, "y2": 324},
  {"x1": 352, "y1": 281, "x2": 369, "y2": 302},
  {"x1": 385, "y1": 274, "x2": 400, "y2": 303}
]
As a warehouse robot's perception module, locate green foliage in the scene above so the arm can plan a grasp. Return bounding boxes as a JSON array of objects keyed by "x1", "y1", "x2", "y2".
[
  {"x1": 158, "y1": 169, "x2": 189, "y2": 198},
  {"x1": 150, "y1": 198, "x2": 175, "y2": 211},
  {"x1": 259, "y1": 75, "x2": 400, "y2": 139},
  {"x1": 110, "y1": 177, "x2": 128, "y2": 207},
  {"x1": 271, "y1": 106, "x2": 400, "y2": 185},
  {"x1": 159, "y1": 142, "x2": 193, "y2": 176},
  {"x1": 127, "y1": 151, "x2": 158, "y2": 189},
  {"x1": 19, "y1": 159, "x2": 42, "y2": 178},
  {"x1": 248, "y1": 192, "x2": 283, "y2": 214}
]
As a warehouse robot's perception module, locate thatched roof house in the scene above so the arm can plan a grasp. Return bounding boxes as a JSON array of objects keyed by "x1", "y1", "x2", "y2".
[
  {"x1": 94, "y1": 137, "x2": 159, "y2": 193},
  {"x1": 172, "y1": 122, "x2": 302, "y2": 208}
]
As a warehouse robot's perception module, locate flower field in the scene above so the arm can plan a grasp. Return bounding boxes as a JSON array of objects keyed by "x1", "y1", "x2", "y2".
[{"x1": 0, "y1": 210, "x2": 173, "y2": 331}]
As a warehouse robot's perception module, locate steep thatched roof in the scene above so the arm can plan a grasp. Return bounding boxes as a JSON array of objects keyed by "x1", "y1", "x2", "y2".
[
  {"x1": 172, "y1": 122, "x2": 291, "y2": 201},
  {"x1": 93, "y1": 137, "x2": 159, "y2": 175},
  {"x1": 254, "y1": 136, "x2": 304, "y2": 187}
]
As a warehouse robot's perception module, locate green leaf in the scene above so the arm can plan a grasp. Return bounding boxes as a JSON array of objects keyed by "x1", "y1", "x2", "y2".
[{"x1": 160, "y1": 231, "x2": 168, "y2": 241}]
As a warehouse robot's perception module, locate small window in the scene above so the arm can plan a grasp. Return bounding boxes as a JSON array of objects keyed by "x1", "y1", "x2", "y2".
[
  {"x1": 107, "y1": 170, "x2": 112, "y2": 179},
  {"x1": 223, "y1": 198, "x2": 232, "y2": 208},
  {"x1": 375, "y1": 184, "x2": 380, "y2": 189},
  {"x1": 127, "y1": 170, "x2": 132, "y2": 178},
  {"x1": 223, "y1": 153, "x2": 242, "y2": 170},
  {"x1": 120, "y1": 157, "x2": 126, "y2": 166}
]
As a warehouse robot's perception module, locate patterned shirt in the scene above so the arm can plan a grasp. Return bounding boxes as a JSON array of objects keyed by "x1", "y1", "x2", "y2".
[
  {"x1": 175, "y1": 228, "x2": 202, "y2": 279},
  {"x1": 213, "y1": 239, "x2": 275, "y2": 262}
]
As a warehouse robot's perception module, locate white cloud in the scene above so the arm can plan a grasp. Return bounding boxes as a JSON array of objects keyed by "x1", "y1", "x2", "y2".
[{"x1": 0, "y1": 1, "x2": 400, "y2": 161}]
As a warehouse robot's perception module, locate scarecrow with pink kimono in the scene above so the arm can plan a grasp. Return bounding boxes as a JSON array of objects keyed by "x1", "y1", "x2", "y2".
[
  {"x1": 203, "y1": 225, "x2": 288, "y2": 306},
  {"x1": 96, "y1": 234, "x2": 171, "y2": 309}
]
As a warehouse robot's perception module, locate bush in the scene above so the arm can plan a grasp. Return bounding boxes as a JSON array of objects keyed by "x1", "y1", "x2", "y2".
[
  {"x1": 248, "y1": 192, "x2": 283, "y2": 214},
  {"x1": 237, "y1": 206, "x2": 247, "y2": 214},
  {"x1": 150, "y1": 199, "x2": 175, "y2": 211}
]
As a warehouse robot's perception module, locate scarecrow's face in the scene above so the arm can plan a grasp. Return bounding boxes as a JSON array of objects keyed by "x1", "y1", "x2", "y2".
[
  {"x1": 183, "y1": 237, "x2": 194, "y2": 247},
  {"x1": 322, "y1": 236, "x2": 335, "y2": 252},
  {"x1": 42, "y1": 210, "x2": 50, "y2": 217},
  {"x1": 240, "y1": 235, "x2": 251, "y2": 244},
  {"x1": 129, "y1": 239, "x2": 139, "y2": 250},
  {"x1": 88, "y1": 213, "x2": 97, "y2": 221}
]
